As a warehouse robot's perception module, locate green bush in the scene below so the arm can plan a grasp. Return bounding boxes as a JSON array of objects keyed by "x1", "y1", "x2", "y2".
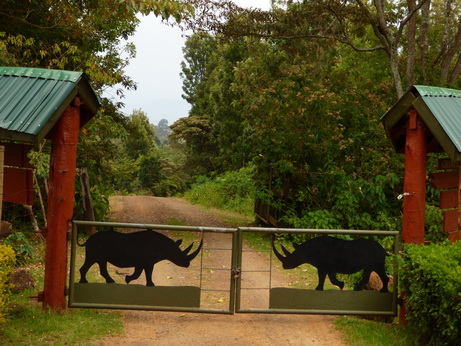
[
  {"x1": 0, "y1": 244, "x2": 16, "y2": 322},
  {"x1": 184, "y1": 167, "x2": 256, "y2": 216},
  {"x1": 3, "y1": 232, "x2": 34, "y2": 265},
  {"x1": 401, "y1": 241, "x2": 461, "y2": 345}
]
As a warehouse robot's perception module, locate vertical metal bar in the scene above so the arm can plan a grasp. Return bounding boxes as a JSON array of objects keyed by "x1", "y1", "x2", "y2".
[
  {"x1": 199, "y1": 232, "x2": 204, "y2": 292},
  {"x1": 0, "y1": 145, "x2": 4, "y2": 224},
  {"x1": 68, "y1": 222, "x2": 78, "y2": 306},
  {"x1": 393, "y1": 231, "x2": 400, "y2": 316},
  {"x1": 228, "y1": 231, "x2": 236, "y2": 313},
  {"x1": 234, "y1": 227, "x2": 243, "y2": 312},
  {"x1": 269, "y1": 234, "x2": 273, "y2": 291}
]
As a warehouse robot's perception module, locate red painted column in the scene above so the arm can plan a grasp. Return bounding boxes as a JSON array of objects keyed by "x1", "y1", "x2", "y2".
[
  {"x1": 400, "y1": 108, "x2": 427, "y2": 324},
  {"x1": 402, "y1": 109, "x2": 427, "y2": 243},
  {"x1": 43, "y1": 99, "x2": 80, "y2": 310}
]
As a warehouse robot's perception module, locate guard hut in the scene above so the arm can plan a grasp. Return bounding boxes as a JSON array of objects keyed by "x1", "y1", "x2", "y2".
[
  {"x1": 382, "y1": 85, "x2": 461, "y2": 324},
  {"x1": 382, "y1": 85, "x2": 461, "y2": 244},
  {"x1": 0, "y1": 67, "x2": 101, "y2": 310}
]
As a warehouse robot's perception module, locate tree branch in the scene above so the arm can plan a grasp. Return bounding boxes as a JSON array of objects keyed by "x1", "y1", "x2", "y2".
[{"x1": 0, "y1": 11, "x2": 58, "y2": 30}]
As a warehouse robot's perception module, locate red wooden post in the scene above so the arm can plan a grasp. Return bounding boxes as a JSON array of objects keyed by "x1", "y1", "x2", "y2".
[
  {"x1": 43, "y1": 99, "x2": 80, "y2": 310},
  {"x1": 400, "y1": 109, "x2": 427, "y2": 324},
  {"x1": 402, "y1": 109, "x2": 427, "y2": 244}
]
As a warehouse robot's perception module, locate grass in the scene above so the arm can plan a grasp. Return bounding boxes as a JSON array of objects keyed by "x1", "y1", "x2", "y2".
[
  {"x1": 190, "y1": 203, "x2": 255, "y2": 227},
  {"x1": 1, "y1": 290, "x2": 123, "y2": 345},
  {"x1": 0, "y1": 239, "x2": 124, "y2": 345},
  {"x1": 335, "y1": 317, "x2": 418, "y2": 346}
]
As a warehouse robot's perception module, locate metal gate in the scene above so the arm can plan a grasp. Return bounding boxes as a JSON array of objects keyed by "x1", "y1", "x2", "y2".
[{"x1": 69, "y1": 221, "x2": 399, "y2": 316}]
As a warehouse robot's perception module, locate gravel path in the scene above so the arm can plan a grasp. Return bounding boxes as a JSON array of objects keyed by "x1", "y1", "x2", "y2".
[{"x1": 100, "y1": 196, "x2": 346, "y2": 346}]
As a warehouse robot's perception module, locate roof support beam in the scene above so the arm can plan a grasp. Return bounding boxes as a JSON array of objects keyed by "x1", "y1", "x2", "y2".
[{"x1": 43, "y1": 98, "x2": 80, "y2": 311}]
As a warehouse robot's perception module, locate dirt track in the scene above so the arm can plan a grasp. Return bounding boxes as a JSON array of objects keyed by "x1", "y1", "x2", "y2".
[{"x1": 101, "y1": 196, "x2": 346, "y2": 345}]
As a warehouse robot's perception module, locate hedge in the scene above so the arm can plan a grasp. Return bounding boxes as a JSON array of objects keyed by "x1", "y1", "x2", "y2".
[
  {"x1": 401, "y1": 241, "x2": 461, "y2": 345},
  {"x1": 0, "y1": 243, "x2": 16, "y2": 322}
]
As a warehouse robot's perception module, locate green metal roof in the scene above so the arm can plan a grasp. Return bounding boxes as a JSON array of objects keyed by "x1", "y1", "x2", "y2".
[
  {"x1": 0, "y1": 66, "x2": 101, "y2": 144},
  {"x1": 381, "y1": 85, "x2": 461, "y2": 162}
]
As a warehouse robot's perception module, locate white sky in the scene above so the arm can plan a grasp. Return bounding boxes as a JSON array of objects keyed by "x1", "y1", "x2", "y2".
[{"x1": 114, "y1": 0, "x2": 272, "y2": 126}]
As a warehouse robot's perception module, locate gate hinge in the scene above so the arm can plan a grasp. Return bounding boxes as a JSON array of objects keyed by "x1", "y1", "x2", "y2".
[{"x1": 232, "y1": 268, "x2": 241, "y2": 279}]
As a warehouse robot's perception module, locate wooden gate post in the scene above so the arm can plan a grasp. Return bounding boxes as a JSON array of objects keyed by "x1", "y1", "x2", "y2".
[
  {"x1": 400, "y1": 108, "x2": 427, "y2": 324},
  {"x1": 43, "y1": 98, "x2": 80, "y2": 310},
  {"x1": 402, "y1": 109, "x2": 427, "y2": 244}
]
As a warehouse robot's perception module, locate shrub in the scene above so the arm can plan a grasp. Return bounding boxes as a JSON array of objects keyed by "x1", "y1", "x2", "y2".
[
  {"x1": 4, "y1": 232, "x2": 34, "y2": 265},
  {"x1": 401, "y1": 241, "x2": 461, "y2": 345},
  {"x1": 184, "y1": 167, "x2": 256, "y2": 216},
  {"x1": 0, "y1": 244, "x2": 16, "y2": 322}
]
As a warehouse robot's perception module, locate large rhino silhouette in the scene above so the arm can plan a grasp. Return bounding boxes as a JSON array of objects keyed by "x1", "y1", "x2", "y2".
[
  {"x1": 79, "y1": 229, "x2": 202, "y2": 286},
  {"x1": 273, "y1": 235, "x2": 389, "y2": 292}
]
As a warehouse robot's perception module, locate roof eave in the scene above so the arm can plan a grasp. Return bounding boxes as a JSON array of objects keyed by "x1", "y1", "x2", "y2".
[{"x1": 412, "y1": 96, "x2": 461, "y2": 162}]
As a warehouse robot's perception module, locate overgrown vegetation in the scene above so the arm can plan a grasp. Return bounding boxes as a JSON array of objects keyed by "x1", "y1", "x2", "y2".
[
  {"x1": 0, "y1": 236, "x2": 123, "y2": 344},
  {"x1": 0, "y1": 244, "x2": 15, "y2": 323},
  {"x1": 400, "y1": 241, "x2": 461, "y2": 345},
  {"x1": 183, "y1": 167, "x2": 256, "y2": 217}
]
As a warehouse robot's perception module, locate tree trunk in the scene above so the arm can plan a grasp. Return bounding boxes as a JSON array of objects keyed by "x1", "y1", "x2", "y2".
[
  {"x1": 390, "y1": 46, "x2": 404, "y2": 97},
  {"x1": 440, "y1": 0, "x2": 454, "y2": 81},
  {"x1": 406, "y1": 0, "x2": 417, "y2": 88},
  {"x1": 449, "y1": 53, "x2": 461, "y2": 84},
  {"x1": 419, "y1": 0, "x2": 431, "y2": 79},
  {"x1": 441, "y1": 18, "x2": 461, "y2": 82},
  {"x1": 79, "y1": 167, "x2": 97, "y2": 235}
]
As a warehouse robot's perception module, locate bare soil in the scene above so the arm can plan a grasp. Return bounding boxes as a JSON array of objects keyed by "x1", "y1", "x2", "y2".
[{"x1": 100, "y1": 196, "x2": 346, "y2": 346}]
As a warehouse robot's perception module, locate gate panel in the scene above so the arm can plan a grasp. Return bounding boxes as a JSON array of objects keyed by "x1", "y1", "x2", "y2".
[
  {"x1": 236, "y1": 228, "x2": 399, "y2": 316},
  {"x1": 70, "y1": 222, "x2": 399, "y2": 316},
  {"x1": 69, "y1": 221, "x2": 237, "y2": 314}
]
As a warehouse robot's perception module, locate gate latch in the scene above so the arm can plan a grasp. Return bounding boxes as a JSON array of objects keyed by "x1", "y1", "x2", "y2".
[{"x1": 232, "y1": 268, "x2": 241, "y2": 279}]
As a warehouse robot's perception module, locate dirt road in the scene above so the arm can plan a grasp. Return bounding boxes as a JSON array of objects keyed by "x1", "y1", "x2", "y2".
[{"x1": 101, "y1": 196, "x2": 346, "y2": 346}]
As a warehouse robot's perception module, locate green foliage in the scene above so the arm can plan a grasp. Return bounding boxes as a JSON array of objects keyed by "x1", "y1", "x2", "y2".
[
  {"x1": 184, "y1": 167, "x2": 256, "y2": 217},
  {"x1": 178, "y1": 28, "x2": 405, "y2": 231},
  {"x1": 138, "y1": 152, "x2": 164, "y2": 193},
  {"x1": 169, "y1": 115, "x2": 217, "y2": 177},
  {"x1": 424, "y1": 205, "x2": 445, "y2": 244},
  {"x1": 0, "y1": 244, "x2": 16, "y2": 323},
  {"x1": 3, "y1": 233, "x2": 34, "y2": 266},
  {"x1": 400, "y1": 242, "x2": 461, "y2": 345},
  {"x1": 283, "y1": 210, "x2": 341, "y2": 230}
]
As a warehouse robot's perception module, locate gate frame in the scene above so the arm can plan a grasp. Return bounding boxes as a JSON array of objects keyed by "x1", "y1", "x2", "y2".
[
  {"x1": 69, "y1": 221, "x2": 399, "y2": 316},
  {"x1": 236, "y1": 227, "x2": 400, "y2": 316},
  {"x1": 69, "y1": 220, "x2": 238, "y2": 314}
]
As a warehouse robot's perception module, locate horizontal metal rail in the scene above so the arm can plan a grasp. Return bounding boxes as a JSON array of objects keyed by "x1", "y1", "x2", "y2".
[
  {"x1": 72, "y1": 219, "x2": 237, "y2": 233},
  {"x1": 239, "y1": 226, "x2": 399, "y2": 236}
]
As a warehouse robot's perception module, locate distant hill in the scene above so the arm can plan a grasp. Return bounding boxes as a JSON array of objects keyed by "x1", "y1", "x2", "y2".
[{"x1": 154, "y1": 119, "x2": 172, "y2": 146}]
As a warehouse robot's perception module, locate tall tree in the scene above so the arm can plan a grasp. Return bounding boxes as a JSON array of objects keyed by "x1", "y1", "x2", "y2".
[
  {"x1": 0, "y1": 0, "x2": 193, "y2": 97},
  {"x1": 183, "y1": 0, "x2": 461, "y2": 97}
]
